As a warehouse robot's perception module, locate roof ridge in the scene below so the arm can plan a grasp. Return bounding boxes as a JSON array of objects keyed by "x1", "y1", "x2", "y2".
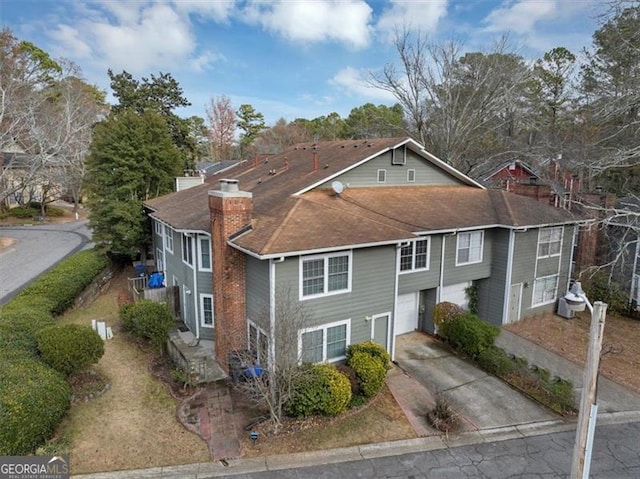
[{"x1": 260, "y1": 199, "x2": 303, "y2": 254}]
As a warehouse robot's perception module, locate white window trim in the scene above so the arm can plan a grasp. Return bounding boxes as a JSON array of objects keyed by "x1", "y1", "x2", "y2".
[
  {"x1": 298, "y1": 319, "x2": 351, "y2": 364},
  {"x1": 165, "y1": 226, "x2": 174, "y2": 254},
  {"x1": 248, "y1": 320, "x2": 269, "y2": 364},
  {"x1": 198, "y1": 235, "x2": 212, "y2": 272},
  {"x1": 154, "y1": 220, "x2": 163, "y2": 236},
  {"x1": 299, "y1": 251, "x2": 352, "y2": 301},
  {"x1": 537, "y1": 226, "x2": 564, "y2": 259},
  {"x1": 531, "y1": 274, "x2": 559, "y2": 307},
  {"x1": 407, "y1": 169, "x2": 416, "y2": 183},
  {"x1": 182, "y1": 234, "x2": 194, "y2": 267},
  {"x1": 456, "y1": 231, "x2": 484, "y2": 266},
  {"x1": 399, "y1": 238, "x2": 430, "y2": 274},
  {"x1": 199, "y1": 293, "x2": 214, "y2": 328},
  {"x1": 156, "y1": 247, "x2": 164, "y2": 273},
  {"x1": 377, "y1": 169, "x2": 387, "y2": 183}
]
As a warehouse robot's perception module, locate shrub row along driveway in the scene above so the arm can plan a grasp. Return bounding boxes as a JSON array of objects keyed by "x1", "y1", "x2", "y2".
[{"x1": 394, "y1": 333, "x2": 557, "y2": 429}]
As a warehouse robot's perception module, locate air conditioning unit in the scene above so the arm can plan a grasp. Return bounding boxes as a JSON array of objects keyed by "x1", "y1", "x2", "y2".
[{"x1": 556, "y1": 297, "x2": 575, "y2": 319}]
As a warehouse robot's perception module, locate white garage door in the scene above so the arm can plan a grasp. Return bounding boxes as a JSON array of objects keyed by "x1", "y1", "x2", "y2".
[
  {"x1": 440, "y1": 281, "x2": 471, "y2": 309},
  {"x1": 395, "y1": 292, "x2": 419, "y2": 335}
]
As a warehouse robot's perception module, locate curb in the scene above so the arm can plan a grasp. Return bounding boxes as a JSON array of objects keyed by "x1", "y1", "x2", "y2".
[{"x1": 71, "y1": 414, "x2": 640, "y2": 478}]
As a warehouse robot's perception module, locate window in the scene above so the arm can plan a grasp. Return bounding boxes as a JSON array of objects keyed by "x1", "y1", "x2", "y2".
[
  {"x1": 300, "y1": 252, "x2": 351, "y2": 299},
  {"x1": 400, "y1": 239, "x2": 429, "y2": 272},
  {"x1": 407, "y1": 169, "x2": 416, "y2": 182},
  {"x1": 538, "y1": 226, "x2": 563, "y2": 258},
  {"x1": 199, "y1": 236, "x2": 211, "y2": 271},
  {"x1": 377, "y1": 169, "x2": 387, "y2": 183},
  {"x1": 165, "y1": 227, "x2": 174, "y2": 253},
  {"x1": 249, "y1": 321, "x2": 269, "y2": 365},
  {"x1": 182, "y1": 234, "x2": 193, "y2": 266},
  {"x1": 200, "y1": 294, "x2": 214, "y2": 328},
  {"x1": 299, "y1": 320, "x2": 350, "y2": 363},
  {"x1": 456, "y1": 231, "x2": 484, "y2": 265},
  {"x1": 155, "y1": 221, "x2": 163, "y2": 236},
  {"x1": 532, "y1": 275, "x2": 559, "y2": 306},
  {"x1": 156, "y1": 248, "x2": 164, "y2": 272}
]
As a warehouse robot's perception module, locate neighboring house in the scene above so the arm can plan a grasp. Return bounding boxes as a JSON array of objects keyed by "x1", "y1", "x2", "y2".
[
  {"x1": 604, "y1": 196, "x2": 640, "y2": 311},
  {"x1": 0, "y1": 151, "x2": 65, "y2": 209},
  {"x1": 146, "y1": 138, "x2": 582, "y2": 373}
]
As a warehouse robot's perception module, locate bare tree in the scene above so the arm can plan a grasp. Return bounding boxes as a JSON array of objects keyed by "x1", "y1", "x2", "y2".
[
  {"x1": 206, "y1": 95, "x2": 236, "y2": 161},
  {"x1": 232, "y1": 286, "x2": 314, "y2": 429},
  {"x1": 369, "y1": 29, "x2": 531, "y2": 172}
]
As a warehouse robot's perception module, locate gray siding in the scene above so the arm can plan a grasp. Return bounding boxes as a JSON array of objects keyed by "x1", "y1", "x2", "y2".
[
  {"x1": 441, "y1": 231, "x2": 492, "y2": 286},
  {"x1": 246, "y1": 256, "x2": 270, "y2": 332},
  {"x1": 478, "y1": 229, "x2": 510, "y2": 326},
  {"x1": 398, "y1": 236, "x2": 442, "y2": 294},
  {"x1": 274, "y1": 246, "x2": 397, "y2": 347},
  {"x1": 319, "y1": 149, "x2": 466, "y2": 189}
]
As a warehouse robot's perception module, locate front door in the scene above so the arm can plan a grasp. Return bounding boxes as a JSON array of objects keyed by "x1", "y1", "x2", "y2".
[
  {"x1": 372, "y1": 313, "x2": 390, "y2": 350},
  {"x1": 508, "y1": 283, "x2": 523, "y2": 324}
]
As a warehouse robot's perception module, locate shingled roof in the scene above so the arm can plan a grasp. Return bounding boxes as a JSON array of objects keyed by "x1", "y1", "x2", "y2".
[{"x1": 146, "y1": 137, "x2": 581, "y2": 257}]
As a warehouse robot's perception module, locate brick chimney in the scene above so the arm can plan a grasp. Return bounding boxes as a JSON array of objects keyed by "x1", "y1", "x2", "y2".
[{"x1": 209, "y1": 179, "x2": 253, "y2": 373}]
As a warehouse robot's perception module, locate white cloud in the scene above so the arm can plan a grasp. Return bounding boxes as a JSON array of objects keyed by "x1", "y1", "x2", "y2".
[
  {"x1": 242, "y1": 0, "x2": 373, "y2": 49},
  {"x1": 483, "y1": 0, "x2": 558, "y2": 33},
  {"x1": 330, "y1": 66, "x2": 397, "y2": 101},
  {"x1": 172, "y1": 0, "x2": 236, "y2": 22},
  {"x1": 376, "y1": 0, "x2": 449, "y2": 40},
  {"x1": 46, "y1": 2, "x2": 222, "y2": 74}
]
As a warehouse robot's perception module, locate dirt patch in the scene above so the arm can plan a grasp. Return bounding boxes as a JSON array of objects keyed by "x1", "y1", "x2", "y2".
[
  {"x1": 69, "y1": 370, "x2": 110, "y2": 404},
  {"x1": 507, "y1": 312, "x2": 640, "y2": 394},
  {"x1": 0, "y1": 237, "x2": 15, "y2": 252}
]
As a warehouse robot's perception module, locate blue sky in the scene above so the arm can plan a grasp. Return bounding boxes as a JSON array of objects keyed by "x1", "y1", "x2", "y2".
[{"x1": 1, "y1": 0, "x2": 605, "y2": 126}]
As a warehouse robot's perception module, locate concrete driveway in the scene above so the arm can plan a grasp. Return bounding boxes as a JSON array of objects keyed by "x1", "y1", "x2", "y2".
[{"x1": 394, "y1": 333, "x2": 557, "y2": 430}]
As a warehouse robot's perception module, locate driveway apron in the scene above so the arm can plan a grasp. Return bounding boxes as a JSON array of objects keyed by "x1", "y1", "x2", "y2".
[{"x1": 394, "y1": 333, "x2": 557, "y2": 430}]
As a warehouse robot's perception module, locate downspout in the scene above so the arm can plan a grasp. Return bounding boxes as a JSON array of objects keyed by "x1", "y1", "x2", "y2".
[
  {"x1": 631, "y1": 237, "x2": 640, "y2": 309},
  {"x1": 193, "y1": 235, "x2": 200, "y2": 339},
  {"x1": 569, "y1": 224, "x2": 579, "y2": 288},
  {"x1": 268, "y1": 258, "x2": 278, "y2": 372},
  {"x1": 502, "y1": 229, "x2": 516, "y2": 325},
  {"x1": 390, "y1": 244, "x2": 401, "y2": 361}
]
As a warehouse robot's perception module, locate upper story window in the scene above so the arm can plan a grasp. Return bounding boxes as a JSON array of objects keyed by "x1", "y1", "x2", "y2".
[
  {"x1": 400, "y1": 239, "x2": 430, "y2": 272},
  {"x1": 538, "y1": 226, "x2": 563, "y2": 258},
  {"x1": 300, "y1": 251, "x2": 352, "y2": 300},
  {"x1": 156, "y1": 248, "x2": 164, "y2": 273},
  {"x1": 299, "y1": 319, "x2": 350, "y2": 364},
  {"x1": 182, "y1": 234, "x2": 193, "y2": 266},
  {"x1": 377, "y1": 169, "x2": 387, "y2": 183},
  {"x1": 165, "y1": 227, "x2": 174, "y2": 253},
  {"x1": 199, "y1": 236, "x2": 212, "y2": 271},
  {"x1": 532, "y1": 274, "x2": 558, "y2": 306},
  {"x1": 456, "y1": 231, "x2": 484, "y2": 266},
  {"x1": 154, "y1": 221, "x2": 163, "y2": 236},
  {"x1": 407, "y1": 169, "x2": 416, "y2": 182}
]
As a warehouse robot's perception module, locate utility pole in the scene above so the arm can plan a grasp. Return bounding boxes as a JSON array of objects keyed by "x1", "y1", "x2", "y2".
[{"x1": 570, "y1": 300, "x2": 607, "y2": 479}]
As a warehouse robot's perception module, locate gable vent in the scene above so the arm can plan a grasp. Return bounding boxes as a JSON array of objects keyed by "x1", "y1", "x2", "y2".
[{"x1": 391, "y1": 145, "x2": 406, "y2": 165}]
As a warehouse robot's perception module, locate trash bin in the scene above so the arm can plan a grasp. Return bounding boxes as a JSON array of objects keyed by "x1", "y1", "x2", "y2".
[{"x1": 133, "y1": 261, "x2": 146, "y2": 277}]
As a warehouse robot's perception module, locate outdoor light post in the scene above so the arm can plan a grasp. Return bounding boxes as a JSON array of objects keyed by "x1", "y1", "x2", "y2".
[{"x1": 564, "y1": 281, "x2": 608, "y2": 479}]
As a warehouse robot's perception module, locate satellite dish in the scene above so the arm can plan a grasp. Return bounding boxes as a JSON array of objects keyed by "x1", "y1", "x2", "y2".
[{"x1": 331, "y1": 181, "x2": 344, "y2": 195}]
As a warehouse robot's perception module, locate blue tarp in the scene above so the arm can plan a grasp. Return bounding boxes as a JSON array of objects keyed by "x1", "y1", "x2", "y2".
[{"x1": 148, "y1": 272, "x2": 165, "y2": 288}]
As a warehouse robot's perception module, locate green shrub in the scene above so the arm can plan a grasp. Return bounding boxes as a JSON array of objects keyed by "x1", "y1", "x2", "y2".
[
  {"x1": 0, "y1": 311, "x2": 55, "y2": 356},
  {"x1": 440, "y1": 313, "x2": 499, "y2": 359},
  {"x1": 347, "y1": 341, "x2": 391, "y2": 368},
  {"x1": 433, "y1": 301, "x2": 465, "y2": 331},
  {"x1": 0, "y1": 359, "x2": 71, "y2": 455},
  {"x1": 45, "y1": 206, "x2": 65, "y2": 217},
  {"x1": 3, "y1": 249, "x2": 107, "y2": 316},
  {"x1": 285, "y1": 366, "x2": 331, "y2": 418},
  {"x1": 5, "y1": 206, "x2": 38, "y2": 218},
  {"x1": 477, "y1": 346, "x2": 515, "y2": 377},
  {"x1": 285, "y1": 364, "x2": 351, "y2": 417},
  {"x1": 36, "y1": 324, "x2": 104, "y2": 376},
  {"x1": 347, "y1": 350, "x2": 387, "y2": 398},
  {"x1": 547, "y1": 378, "x2": 575, "y2": 413},
  {"x1": 580, "y1": 272, "x2": 629, "y2": 315},
  {"x1": 119, "y1": 300, "x2": 174, "y2": 350}
]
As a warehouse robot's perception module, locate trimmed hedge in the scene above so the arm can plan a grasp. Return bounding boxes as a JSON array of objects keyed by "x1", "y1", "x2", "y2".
[
  {"x1": 119, "y1": 300, "x2": 174, "y2": 350},
  {"x1": 439, "y1": 313, "x2": 499, "y2": 359},
  {"x1": 347, "y1": 350, "x2": 387, "y2": 399},
  {"x1": 285, "y1": 364, "x2": 351, "y2": 417},
  {"x1": 1, "y1": 249, "x2": 108, "y2": 316},
  {"x1": 347, "y1": 341, "x2": 391, "y2": 368},
  {"x1": 0, "y1": 359, "x2": 71, "y2": 455},
  {"x1": 477, "y1": 346, "x2": 515, "y2": 377},
  {"x1": 433, "y1": 301, "x2": 465, "y2": 331},
  {"x1": 0, "y1": 311, "x2": 55, "y2": 356},
  {"x1": 36, "y1": 324, "x2": 105, "y2": 376}
]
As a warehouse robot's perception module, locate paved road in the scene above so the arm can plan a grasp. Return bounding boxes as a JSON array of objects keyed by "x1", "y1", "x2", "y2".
[
  {"x1": 0, "y1": 220, "x2": 92, "y2": 305},
  {"x1": 73, "y1": 420, "x2": 640, "y2": 479}
]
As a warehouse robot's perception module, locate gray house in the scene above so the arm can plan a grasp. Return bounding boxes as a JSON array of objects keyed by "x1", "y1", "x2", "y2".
[{"x1": 146, "y1": 138, "x2": 581, "y2": 372}]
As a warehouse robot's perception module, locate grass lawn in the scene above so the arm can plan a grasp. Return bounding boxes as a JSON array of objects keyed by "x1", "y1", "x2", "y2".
[{"x1": 55, "y1": 273, "x2": 209, "y2": 474}]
